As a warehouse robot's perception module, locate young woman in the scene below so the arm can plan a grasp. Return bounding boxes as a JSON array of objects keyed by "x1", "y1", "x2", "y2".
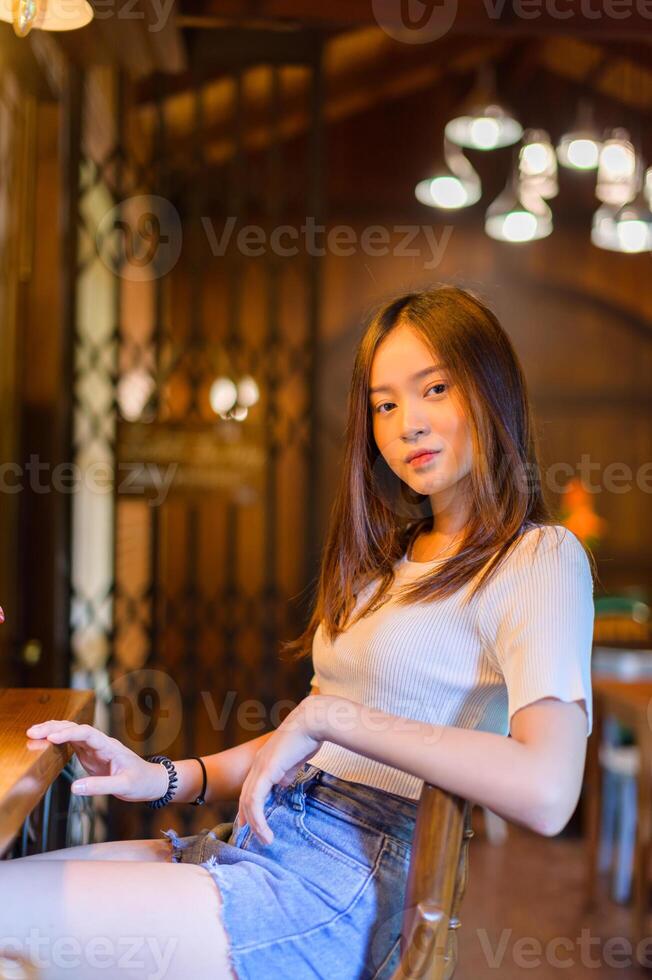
[{"x1": 6, "y1": 284, "x2": 595, "y2": 980}]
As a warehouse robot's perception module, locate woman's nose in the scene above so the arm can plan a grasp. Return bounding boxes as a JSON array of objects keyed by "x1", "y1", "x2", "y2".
[{"x1": 399, "y1": 403, "x2": 430, "y2": 436}]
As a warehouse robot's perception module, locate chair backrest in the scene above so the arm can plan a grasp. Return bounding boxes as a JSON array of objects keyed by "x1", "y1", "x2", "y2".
[{"x1": 390, "y1": 783, "x2": 473, "y2": 980}]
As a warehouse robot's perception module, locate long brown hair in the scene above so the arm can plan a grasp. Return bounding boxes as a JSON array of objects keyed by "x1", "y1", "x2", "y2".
[{"x1": 282, "y1": 283, "x2": 596, "y2": 663}]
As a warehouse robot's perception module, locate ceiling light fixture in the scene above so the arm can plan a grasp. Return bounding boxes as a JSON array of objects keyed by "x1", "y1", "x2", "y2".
[
  {"x1": 596, "y1": 128, "x2": 637, "y2": 207},
  {"x1": 0, "y1": 0, "x2": 93, "y2": 34},
  {"x1": 556, "y1": 100, "x2": 602, "y2": 171},
  {"x1": 485, "y1": 166, "x2": 553, "y2": 243},
  {"x1": 519, "y1": 128, "x2": 558, "y2": 199},
  {"x1": 445, "y1": 64, "x2": 522, "y2": 151},
  {"x1": 414, "y1": 136, "x2": 482, "y2": 209}
]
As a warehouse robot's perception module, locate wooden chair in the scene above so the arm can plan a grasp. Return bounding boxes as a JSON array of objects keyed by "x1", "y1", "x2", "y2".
[{"x1": 390, "y1": 785, "x2": 474, "y2": 980}]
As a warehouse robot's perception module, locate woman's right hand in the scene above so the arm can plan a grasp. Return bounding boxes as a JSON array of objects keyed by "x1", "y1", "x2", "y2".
[{"x1": 25, "y1": 720, "x2": 169, "y2": 803}]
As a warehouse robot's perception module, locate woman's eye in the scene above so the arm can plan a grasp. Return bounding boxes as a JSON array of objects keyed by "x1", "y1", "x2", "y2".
[{"x1": 374, "y1": 384, "x2": 447, "y2": 415}]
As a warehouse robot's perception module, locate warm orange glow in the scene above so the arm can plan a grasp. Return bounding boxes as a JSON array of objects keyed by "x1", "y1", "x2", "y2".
[{"x1": 559, "y1": 476, "x2": 608, "y2": 546}]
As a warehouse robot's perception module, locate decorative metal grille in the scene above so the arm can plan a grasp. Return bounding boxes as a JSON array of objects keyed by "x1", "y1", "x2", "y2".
[{"x1": 67, "y1": 45, "x2": 324, "y2": 843}]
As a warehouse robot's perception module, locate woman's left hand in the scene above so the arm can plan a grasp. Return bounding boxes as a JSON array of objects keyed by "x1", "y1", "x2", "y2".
[{"x1": 236, "y1": 697, "x2": 325, "y2": 846}]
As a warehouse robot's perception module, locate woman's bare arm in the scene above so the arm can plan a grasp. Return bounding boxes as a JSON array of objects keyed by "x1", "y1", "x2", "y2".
[{"x1": 304, "y1": 693, "x2": 588, "y2": 836}]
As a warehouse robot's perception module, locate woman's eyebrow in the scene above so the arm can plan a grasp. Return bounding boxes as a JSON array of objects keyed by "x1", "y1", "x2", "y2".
[{"x1": 369, "y1": 364, "x2": 446, "y2": 396}]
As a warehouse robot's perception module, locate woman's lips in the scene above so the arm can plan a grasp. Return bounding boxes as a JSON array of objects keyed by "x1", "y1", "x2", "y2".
[{"x1": 408, "y1": 450, "x2": 441, "y2": 468}]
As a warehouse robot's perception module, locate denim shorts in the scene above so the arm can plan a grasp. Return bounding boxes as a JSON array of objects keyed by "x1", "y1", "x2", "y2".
[{"x1": 160, "y1": 762, "x2": 419, "y2": 980}]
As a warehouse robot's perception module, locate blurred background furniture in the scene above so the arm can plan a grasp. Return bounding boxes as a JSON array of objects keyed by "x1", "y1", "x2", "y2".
[
  {"x1": 584, "y1": 675, "x2": 652, "y2": 949},
  {"x1": 598, "y1": 719, "x2": 639, "y2": 904},
  {"x1": 589, "y1": 595, "x2": 652, "y2": 906},
  {"x1": 593, "y1": 643, "x2": 652, "y2": 906},
  {"x1": 593, "y1": 595, "x2": 651, "y2": 648}
]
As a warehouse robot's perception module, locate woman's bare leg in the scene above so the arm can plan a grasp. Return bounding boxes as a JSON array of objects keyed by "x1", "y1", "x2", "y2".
[
  {"x1": 14, "y1": 838, "x2": 169, "y2": 863},
  {"x1": 0, "y1": 858, "x2": 237, "y2": 980}
]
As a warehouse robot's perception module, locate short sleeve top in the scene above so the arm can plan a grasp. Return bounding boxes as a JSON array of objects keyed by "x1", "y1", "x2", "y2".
[{"x1": 306, "y1": 524, "x2": 594, "y2": 800}]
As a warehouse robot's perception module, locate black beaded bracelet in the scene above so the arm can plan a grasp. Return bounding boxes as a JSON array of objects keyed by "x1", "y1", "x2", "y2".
[
  {"x1": 190, "y1": 756, "x2": 207, "y2": 806},
  {"x1": 145, "y1": 754, "x2": 207, "y2": 808},
  {"x1": 145, "y1": 755, "x2": 178, "y2": 809}
]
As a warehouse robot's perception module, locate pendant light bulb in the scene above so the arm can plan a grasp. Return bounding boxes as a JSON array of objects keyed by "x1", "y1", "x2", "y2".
[
  {"x1": 596, "y1": 128, "x2": 637, "y2": 206},
  {"x1": 414, "y1": 137, "x2": 482, "y2": 210},
  {"x1": 591, "y1": 158, "x2": 652, "y2": 254},
  {"x1": 613, "y1": 169, "x2": 652, "y2": 253},
  {"x1": 446, "y1": 103, "x2": 522, "y2": 151},
  {"x1": 445, "y1": 64, "x2": 522, "y2": 151},
  {"x1": 519, "y1": 128, "x2": 558, "y2": 199},
  {"x1": 556, "y1": 100, "x2": 602, "y2": 171},
  {"x1": 485, "y1": 167, "x2": 553, "y2": 243}
]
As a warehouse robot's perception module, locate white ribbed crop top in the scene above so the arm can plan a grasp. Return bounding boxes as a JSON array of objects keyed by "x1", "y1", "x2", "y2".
[{"x1": 306, "y1": 524, "x2": 594, "y2": 801}]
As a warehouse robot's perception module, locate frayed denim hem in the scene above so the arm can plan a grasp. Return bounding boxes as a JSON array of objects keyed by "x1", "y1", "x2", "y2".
[
  {"x1": 199, "y1": 853, "x2": 235, "y2": 892},
  {"x1": 160, "y1": 827, "x2": 189, "y2": 862},
  {"x1": 197, "y1": 854, "x2": 244, "y2": 980},
  {"x1": 198, "y1": 851, "x2": 243, "y2": 979},
  {"x1": 160, "y1": 826, "x2": 219, "y2": 863}
]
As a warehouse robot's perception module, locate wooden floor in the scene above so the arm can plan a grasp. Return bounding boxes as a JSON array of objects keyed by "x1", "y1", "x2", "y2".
[{"x1": 456, "y1": 820, "x2": 651, "y2": 978}]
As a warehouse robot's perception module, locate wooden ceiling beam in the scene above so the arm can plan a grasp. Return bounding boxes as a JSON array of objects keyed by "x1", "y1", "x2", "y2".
[
  {"x1": 179, "y1": 0, "x2": 652, "y2": 40},
  {"x1": 134, "y1": 25, "x2": 326, "y2": 103},
  {"x1": 538, "y1": 36, "x2": 652, "y2": 112},
  {"x1": 159, "y1": 38, "x2": 652, "y2": 201},
  {"x1": 135, "y1": 31, "x2": 508, "y2": 164},
  {"x1": 134, "y1": 26, "x2": 652, "y2": 193}
]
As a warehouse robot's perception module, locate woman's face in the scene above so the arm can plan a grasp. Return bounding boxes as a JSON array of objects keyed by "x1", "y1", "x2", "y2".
[{"x1": 369, "y1": 323, "x2": 473, "y2": 506}]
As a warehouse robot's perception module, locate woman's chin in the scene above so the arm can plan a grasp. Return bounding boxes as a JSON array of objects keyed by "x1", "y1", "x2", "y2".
[{"x1": 403, "y1": 467, "x2": 445, "y2": 491}]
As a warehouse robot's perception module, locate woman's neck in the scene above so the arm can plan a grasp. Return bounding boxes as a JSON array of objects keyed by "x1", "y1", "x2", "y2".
[
  {"x1": 408, "y1": 527, "x2": 464, "y2": 562},
  {"x1": 427, "y1": 478, "x2": 472, "y2": 536}
]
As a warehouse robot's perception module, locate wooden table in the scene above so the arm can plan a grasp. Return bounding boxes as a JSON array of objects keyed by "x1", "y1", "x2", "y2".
[
  {"x1": 584, "y1": 678, "x2": 652, "y2": 945},
  {"x1": 0, "y1": 687, "x2": 96, "y2": 856}
]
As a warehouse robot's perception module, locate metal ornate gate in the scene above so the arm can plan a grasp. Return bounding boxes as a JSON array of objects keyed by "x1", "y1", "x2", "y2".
[{"x1": 65, "y1": 38, "x2": 324, "y2": 842}]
